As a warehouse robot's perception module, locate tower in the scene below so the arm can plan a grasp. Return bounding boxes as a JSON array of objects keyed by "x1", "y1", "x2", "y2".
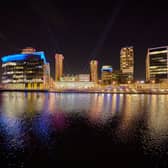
[
  {"x1": 90, "y1": 60, "x2": 98, "y2": 82},
  {"x1": 120, "y1": 46, "x2": 134, "y2": 83},
  {"x1": 55, "y1": 53, "x2": 64, "y2": 81}
]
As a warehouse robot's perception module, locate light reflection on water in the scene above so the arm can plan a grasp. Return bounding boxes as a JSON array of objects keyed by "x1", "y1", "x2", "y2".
[
  {"x1": 147, "y1": 95, "x2": 168, "y2": 144},
  {"x1": 0, "y1": 92, "x2": 168, "y2": 164}
]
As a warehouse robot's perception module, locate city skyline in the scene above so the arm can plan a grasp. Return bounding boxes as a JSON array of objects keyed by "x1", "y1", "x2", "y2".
[
  {"x1": 1, "y1": 45, "x2": 168, "y2": 83},
  {"x1": 1, "y1": 1, "x2": 168, "y2": 166},
  {"x1": 0, "y1": 0, "x2": 168, "y2": 80}
]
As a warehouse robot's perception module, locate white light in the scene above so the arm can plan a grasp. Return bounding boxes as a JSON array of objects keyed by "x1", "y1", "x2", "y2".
[{"x1": 160, "y1": 89, "x2": 164, "y2": 92}]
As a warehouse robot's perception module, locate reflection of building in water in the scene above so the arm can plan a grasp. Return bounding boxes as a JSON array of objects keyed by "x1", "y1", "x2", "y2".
[
  {"x1": 111, "y1": 94, "x2": 117, "y2": 114},
  {"x1": 52, "y1": 113, "x2": 66, "y2": 131},
  {"x1": 48, "y1": 93, "x2": 57, "y2": 112},
  {"x1": 24, "y1": 92, "x2": 46, "y2": 114},
  {"x1": 54, "y1": 94, "x2": 92, "y2": 113},
  {"x1": 89, "y1": 94, "x2": 104, "y2": 121},
  {"x1": 0, "y1": 113, "x2": 24, "y2": 149},
  {"x1": 120, "y1": 95, "x2": 132, "y2": 130},
  {"x1": 102, "y1": 94, "x2": 113, "y2": 119},
  {"x1": 89, "y1": 94, "x2": 120, "y2": 122},
  {"x1": 32, "y1": 111, "x2": 51, "y2": 142},
  {"x1": 0, "y1": 92, "x2": 26, "y2": 148},
  {"x1": 2, "y1": 92, "x2": 25, "y2": 117},
  {"x1": 119, "y1": 95, "x2": 142, "y2": 134},
  {"x1": 115, "y1": 94, "x2": 124, "y2": 113},
  {"x1": 55, "y1": 94, "x2": 76, "y2": 112},
  {"x1": 147, "y1": 95, "x2": 168, "y2": 140}
]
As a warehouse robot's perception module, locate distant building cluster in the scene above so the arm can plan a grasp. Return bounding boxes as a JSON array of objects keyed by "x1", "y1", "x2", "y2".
[
  {"x1": 54, "y1": 46, "x2": 135, "y2": 85},
  {"x1": 100, "y1": 46, "x2": 134, "y2": 85},
  {"x1": 0, "y1": 45, "x2": 168, "y2": 89}
]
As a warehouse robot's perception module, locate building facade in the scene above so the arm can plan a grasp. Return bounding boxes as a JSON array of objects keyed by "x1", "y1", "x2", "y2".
[
  {"x1": 60, "y1": 74, "x2": 90, "y2": 82},
  {"x1": 55, "y1": 81, "x2": 95, "y2": 89},
  {"x1": 55, "y1": 53, "x2": 64, "y2": 81},
  {"x1": 1, "y1": 48, "x2": 49, "y2": 89},
  {"x1": 78, "y1": 74, "x2": 90, "y2": 82},
  {"x1": 60, "y1": 74, "x2": 77, "y2": 82},
  {"x1": 90, "y1": 60, "x2": 98, "y2": 83},
  {"x1": 120, "y1": 46, "x2": 134, "y2": 83},
  {"x1": 43, "y1": 63, "x2": 50, "y2": 88},
  {"x1": 146, "y1": 46, "x2": 168, "y2": 82},
  {"x1": 101, "y1": 65, "x2": 113, "y2": 85}
]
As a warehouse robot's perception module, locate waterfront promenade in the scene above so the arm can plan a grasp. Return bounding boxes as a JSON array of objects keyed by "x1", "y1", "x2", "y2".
[
  {"x1": 0, "y1": 81, "x2": 168, "y2": 94},
  {"x1": 0, "y1": 87, "x2": 168, "y2": 94}
]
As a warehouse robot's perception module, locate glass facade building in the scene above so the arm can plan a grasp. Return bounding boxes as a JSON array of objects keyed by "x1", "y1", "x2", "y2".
[
  {"x1": 1, "y1": 48, "x2": 49, "y2": 89},
  {"x1": 146, "y1": 46, "x2": 168, "y2": 82},
  {"x1": 120, "y1": 47, "x2": 134, "y2": 82}
]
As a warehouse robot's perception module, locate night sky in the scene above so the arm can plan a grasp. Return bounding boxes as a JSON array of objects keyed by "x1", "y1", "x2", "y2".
[{"x1": 0, "y1": 0, "x2": 168, "y2": 80}]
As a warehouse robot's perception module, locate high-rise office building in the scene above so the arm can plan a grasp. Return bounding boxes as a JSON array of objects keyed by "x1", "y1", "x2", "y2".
[
  {"x1": 90, "y1": 60, "x2": 98, "y2": 83},
  {"x1": 146, "y1": 46, "x2": 168, "y2": 82},
  {"x1": 1, "y1": 47, "x2": 48, "y2": 89},
  {"x1": 101, "y1": 65, "x2": 113, "y2": 85},
  {"x1": 120, "y1": 47, "x2": 134, "y2": 82},
  {"x1": 55, "y1": 53, "x2": 64, "y2": 81}
]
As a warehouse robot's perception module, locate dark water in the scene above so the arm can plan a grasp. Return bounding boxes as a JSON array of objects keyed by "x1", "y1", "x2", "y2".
[{"x1": 0, "y1": 92, "x2": 168, "y2": 167}]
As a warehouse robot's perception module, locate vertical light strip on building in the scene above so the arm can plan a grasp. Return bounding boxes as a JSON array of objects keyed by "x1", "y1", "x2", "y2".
[
  {"x1": 90, "y1": 60, "x2": 98, "y2": 83},
  {"x1": 55, "y1": 53, "x2": 64, "y2": 81}
]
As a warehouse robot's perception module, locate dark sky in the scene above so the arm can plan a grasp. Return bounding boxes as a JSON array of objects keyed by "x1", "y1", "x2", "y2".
[{"x1": 0, "y1": 0, "x2": 168, "y2": 80}]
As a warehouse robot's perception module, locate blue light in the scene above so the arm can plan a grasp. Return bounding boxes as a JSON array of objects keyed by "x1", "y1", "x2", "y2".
[
  {"x1": 101, "y1": 68, "x2": 113, "y2": 72},
  {"x1": 33, "y1": 51, "x2": 47, "y2": 64},
  {"x1": 2, "y1": 54, "x2": 27, "y2": 63},
  {"x1": 1, "y1": 51, "x2": 47, "y2": 64}
]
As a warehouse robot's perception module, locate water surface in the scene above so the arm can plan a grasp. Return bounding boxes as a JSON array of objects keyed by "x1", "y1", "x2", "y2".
[{"x1": 0, "y1": 92, "x2": 168, "y2": 167}]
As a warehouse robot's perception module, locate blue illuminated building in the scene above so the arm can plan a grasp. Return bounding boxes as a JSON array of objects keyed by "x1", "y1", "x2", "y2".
[
  {"x1": 2, "y1": 52, "x2": 47, "y2": 64},
  {"x1": 101, "y1": 65, "x2": 113, "y2": 85},
  {"x1": 101, "y1": 66, "x2": 113, "y2": 72},
  {"x1": 1, "y1": 47, "x2": 49, "y2": 89}
]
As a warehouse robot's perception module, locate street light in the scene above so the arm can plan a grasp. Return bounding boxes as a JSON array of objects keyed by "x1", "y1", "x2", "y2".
[{"x1": 151, "y1": 80, "x2": 155, "y2": 84}]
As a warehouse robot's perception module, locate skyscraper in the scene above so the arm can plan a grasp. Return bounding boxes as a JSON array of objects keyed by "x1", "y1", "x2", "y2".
[
  {"x1": 90, "y1": 60, "x2": 98, "y2": 83},
  {"x1": 55, "y1": 53, "x2": 64, "y2": 81},
  {"x1": 120, "y1": 47, "x2": 134, "y2": 83},
  {"x1": 146, "y1": 46, "x2": 168, "y2": 82}
]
